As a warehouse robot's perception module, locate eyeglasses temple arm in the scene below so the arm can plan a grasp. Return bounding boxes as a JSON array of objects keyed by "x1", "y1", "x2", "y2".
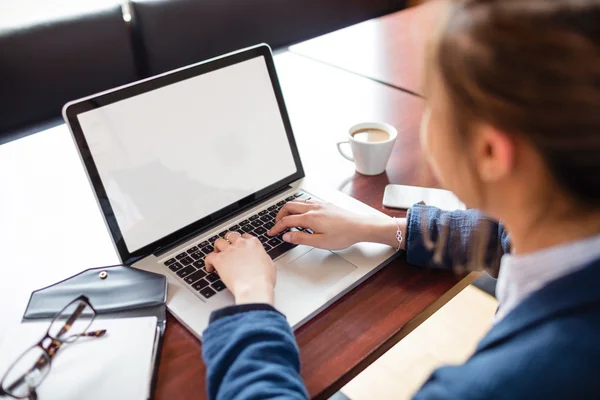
[{"x1": 55, "y1": 302, "x2": 88, "y2": 338}]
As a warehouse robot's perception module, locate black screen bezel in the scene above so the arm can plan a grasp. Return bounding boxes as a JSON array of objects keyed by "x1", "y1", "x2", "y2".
[{"x1": 65, "y1": 44, "x2": 304, "y2": 265}]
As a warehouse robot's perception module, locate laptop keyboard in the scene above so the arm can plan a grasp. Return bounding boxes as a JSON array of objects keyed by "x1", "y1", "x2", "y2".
[{"x1": 162, "y1": 192, "x2": 312, "y2": 299}]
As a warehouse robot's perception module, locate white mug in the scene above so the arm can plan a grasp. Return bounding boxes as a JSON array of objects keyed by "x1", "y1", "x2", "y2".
[{"x1": 336, "y1": 122, "x2": 397, "y2": 176}]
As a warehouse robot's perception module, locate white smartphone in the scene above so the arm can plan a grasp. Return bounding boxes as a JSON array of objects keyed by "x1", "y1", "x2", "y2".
[{"x1": 383, "y1": 184, "x2": 466, "y2": 211}]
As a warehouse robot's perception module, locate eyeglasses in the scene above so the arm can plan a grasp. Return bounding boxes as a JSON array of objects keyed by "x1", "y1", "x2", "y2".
[{"x1": 0, "y1": 296, "x2": 106, "y2": 400}]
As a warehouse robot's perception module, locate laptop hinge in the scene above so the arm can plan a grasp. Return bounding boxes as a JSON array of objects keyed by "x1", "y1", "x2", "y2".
[{"x1": 153, "y1": 185, "x2": 294, "y2": 257}]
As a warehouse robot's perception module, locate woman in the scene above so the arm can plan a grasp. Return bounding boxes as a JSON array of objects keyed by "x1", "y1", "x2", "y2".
[{"x1": 202, "y1": 0, "x2": 600, "y2": 398}]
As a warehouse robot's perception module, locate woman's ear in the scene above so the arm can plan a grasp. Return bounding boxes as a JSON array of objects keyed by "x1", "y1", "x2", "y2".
[{"x1": 473, "y1": 124, "x2": 515, "y2": 183}]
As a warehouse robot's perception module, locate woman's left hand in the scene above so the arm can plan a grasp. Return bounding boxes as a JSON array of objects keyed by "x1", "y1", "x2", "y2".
[{"x1": 205, "y1": 233, "x2": 276, "y2": 305}]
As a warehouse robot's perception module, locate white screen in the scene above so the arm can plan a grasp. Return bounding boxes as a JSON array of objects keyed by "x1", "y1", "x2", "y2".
[{"x1": 77, "y1": 56, "x2": 297, "y2": 252}]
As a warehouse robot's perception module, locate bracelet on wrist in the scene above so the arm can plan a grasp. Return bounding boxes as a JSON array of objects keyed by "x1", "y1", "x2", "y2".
[{"x1": 393, "y1": 217, "x2": 404, "y2": 251}]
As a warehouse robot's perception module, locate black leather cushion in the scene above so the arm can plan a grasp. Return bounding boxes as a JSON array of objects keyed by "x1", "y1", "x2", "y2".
[
  {"x1": 133, "y1": 0, "x2": 406, "y2": 76},
  {"x1": 0, "y1": 4, "x2": 137, "y2": 135}
]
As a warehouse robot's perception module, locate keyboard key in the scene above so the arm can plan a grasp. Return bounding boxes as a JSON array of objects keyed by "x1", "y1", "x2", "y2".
[
  {"x1": 184, "y1": 269, "x2": 207, "y2": 284},
  {"x1": 277, "y1": 201, "x2": 286, "y2": 206},
  {"x1": 193, "y1": 260, "x2": 205, "y2": 268},
  {"x1": 269, "y1": 210, "x2": 279, "y2": 218},
  {"x1": 164, "y1": 258, "x2": 177, "y2": 266},
  {"x1": 268, "y1": 237, "x2": 282, "y2": 247},
  {"x1": 258, "y1": 236, "x2": 269, "y2": 243},
  {"x1": 209, "y1": 236, "x2": 218, "y2": 243},
  {"x1": 241, "y1": 225, "x2": 254, "y2": 233},
  {"x1": 264, "y1": 222, "x2": 275, "y2": 230},
  {"x1": 219, "y1": 230, "x2": 228, "y2": 238},
  {"x1": 187, "y1": 246, "x2": 198, "y2": 254},
  {"x1": 206, "y1": 273, "x2": 219, "y2": 283},
  {"x1": 294, "y1": 192, "x2": 304, "y2": 197},
  {"x1": 286, "y1": 196, "x2": 295, "y2": 201},
  {"x1": 199, "y1": 240, "x2": 209, "y2": 247},
  {"x1": 259, "y1": 215, "x2": 272, "y2": 223},
  {"x1": 240, "y1": 219, "x2": 250, "y2": 226},
  {"x1": 200, "y1": 245, "x2": 213, "y2": 254},
  {"x1": 168, "y1": 262, "x2": 183, "y2": 272},
  {"x1": 251, "y1": 220, "x2": 263, "y2": 228},
  {"x1": 177, "y1": 265, "x2": 196, "y2": 278},
  {"x1": 212, "y1": 280, "x2": 226, "y2": 292},
  {"x1": 199, "y1": 287, "x2": 216, "y2": 299},
  {"x1": 192, "y1": 279, "x2": 209, "y2": 291},
  {"x1": 230, "y1": 224, "x2": 240, "y2": 231},
  {"x1": 249, "y1": 215, "x2": 259, "y2": 221},
  {"x1": 258, "y1": 210, "x2": 269, "y2": 216},
  {"x1": 176, "y1": 252, "x2": 187, "y2": 260},
  {"x1": 180, "y1": 256, "x2": 193, "y2": 266},
  {"x1": 254, "y1": 227, "x2": 267, "y2": 235},
  {"x1": 267, "y1": 205, "x2": 277, "y2": 212},
  {"x1": 267, "y1": 241, "x2": 296, "y2": 260},
  {"x1": 263, "y1": 242, "x2": 272, "y2": 251},
  {"x1": 190, "y1": 252, "x2": 203, "y2": 260}
]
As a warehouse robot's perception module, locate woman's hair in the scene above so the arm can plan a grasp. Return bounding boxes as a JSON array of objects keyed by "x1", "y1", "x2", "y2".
[{"x1": 428, "y1": 0, "x2": 600, "y2": 207}]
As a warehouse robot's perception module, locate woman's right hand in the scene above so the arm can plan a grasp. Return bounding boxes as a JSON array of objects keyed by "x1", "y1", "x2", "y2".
[{"x1": 267, "y1": 201, "x2": 404, "y2": 250}]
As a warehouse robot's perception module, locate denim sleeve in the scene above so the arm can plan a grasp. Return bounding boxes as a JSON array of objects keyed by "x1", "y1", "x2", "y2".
[
  {"x1": 202, "y1": 305, "x2": 309, "y2": 400},
  {"x1": 405, "y1": 204, "x2": 510, "y2": 274}
]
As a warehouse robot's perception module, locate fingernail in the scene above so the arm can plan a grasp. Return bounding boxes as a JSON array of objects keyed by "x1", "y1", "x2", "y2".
[{"x1": 283, "y1": 233, "x2": 292, "y2": 242}]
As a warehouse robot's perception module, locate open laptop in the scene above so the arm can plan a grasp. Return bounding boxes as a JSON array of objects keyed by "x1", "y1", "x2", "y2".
[{"x1": 63, "y1": 44, "x2": 396, "y2": 338}]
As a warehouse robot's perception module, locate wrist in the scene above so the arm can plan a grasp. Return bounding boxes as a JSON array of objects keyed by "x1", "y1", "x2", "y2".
[
  {"x1": 234, "y1": 282, "x2": 275, "y2": 306},
  {"x1": 361, "y1": 216, "x2": 406, "y2": 250}
]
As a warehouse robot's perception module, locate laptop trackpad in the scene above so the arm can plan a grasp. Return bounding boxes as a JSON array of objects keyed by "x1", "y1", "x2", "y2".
[{"x1": 275, "y1": 249, "x2": 357, "y2": 324}]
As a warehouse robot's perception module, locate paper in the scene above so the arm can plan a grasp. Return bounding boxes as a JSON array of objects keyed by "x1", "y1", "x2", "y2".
[{"x1": 0, "y1": 317, "x2": 157, "y2": 400}]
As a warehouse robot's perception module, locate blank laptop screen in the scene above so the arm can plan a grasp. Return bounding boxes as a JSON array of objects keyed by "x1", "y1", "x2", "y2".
[{"x1": 77, "y1": 56, "x2": 297, "y2": 252}]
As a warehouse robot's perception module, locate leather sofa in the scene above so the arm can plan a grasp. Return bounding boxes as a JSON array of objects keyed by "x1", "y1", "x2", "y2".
[{"x1": 0, "y1": 0, "x2": 406, "y2": 143}]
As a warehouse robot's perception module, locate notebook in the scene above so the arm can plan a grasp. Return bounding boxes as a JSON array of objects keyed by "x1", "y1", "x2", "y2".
[{"x1": 0, "y1": 317, "x2": 158, "y2": 400}]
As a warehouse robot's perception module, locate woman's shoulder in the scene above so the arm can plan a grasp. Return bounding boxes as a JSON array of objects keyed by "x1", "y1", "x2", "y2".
[
  {"x1": 414, "y1": 307, "x2": 600, "y2": 399},
  {"x1": 414, "y1": 262, "x2": 600, "y2": 399}
]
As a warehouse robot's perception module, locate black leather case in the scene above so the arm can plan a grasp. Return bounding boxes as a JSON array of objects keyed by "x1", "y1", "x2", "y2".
[{"x1": 23, "y1": 265, "x2": 167, "y2": 328}]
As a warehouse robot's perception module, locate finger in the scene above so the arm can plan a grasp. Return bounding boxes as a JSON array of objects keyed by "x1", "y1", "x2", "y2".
[
  {"x1": 268, "y1": 214, "x2": 309, "y2": 236},
  {"x1": 281, "y1": 230, "x2": 320, "y2": 246},
  {"x1": 241, "y1": 233, "x2": 262, "y2": 244},
  {"x1": 275, "y1": 201, "x2": 317, "y2": 222},
  {"x1": 225, "y1": 231, "x2": 243, "y2": 244},
  {"x1": 205, "y1": 252, "x2": 218, "y2": 272},
  {"x1": 214, "y1": 238, "x2": 230, "y2": 252}
]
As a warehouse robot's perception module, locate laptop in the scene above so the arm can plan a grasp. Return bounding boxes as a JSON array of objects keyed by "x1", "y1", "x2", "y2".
[{"x1": 63, "y1": 44, "x2": 396, "y2": 338}]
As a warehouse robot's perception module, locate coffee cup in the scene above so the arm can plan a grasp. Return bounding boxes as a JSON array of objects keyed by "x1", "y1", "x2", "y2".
[{"x1": 336, "y1": 122, "x2": 397, "y2": 176}]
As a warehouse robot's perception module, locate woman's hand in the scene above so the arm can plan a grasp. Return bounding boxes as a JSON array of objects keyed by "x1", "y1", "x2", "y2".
[
  {"x1": 268, "y1": 201, "x2": 405, "y2": 251},
  {"x1": 205, "y1": 233, "x2": 276, "y2": 305}
]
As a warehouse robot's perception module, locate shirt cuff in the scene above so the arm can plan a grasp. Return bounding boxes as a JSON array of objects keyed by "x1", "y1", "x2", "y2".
[
  {"x1": 405, "y1": 203, "x2": 435, "y2": 267},
  {"x1": 209, "y1": 303, "x2": 284, "y2": 324}
]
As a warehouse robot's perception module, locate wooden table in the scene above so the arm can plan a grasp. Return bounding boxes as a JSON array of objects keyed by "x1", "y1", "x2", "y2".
[
  {"x1": 0, "y1": 7, "x2": 469, "y2": 398},
  {"x1": 290, "y1": 1, "x2": 444, "y2": 96}
]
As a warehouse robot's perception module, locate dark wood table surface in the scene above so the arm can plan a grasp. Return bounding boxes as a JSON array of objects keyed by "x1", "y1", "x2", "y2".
[
  {"x1": 289, "y1": 1, "x2": 444, "y2": 97},
  {"x1": 154, "y1": 52, "x2": 472, "y2": 399}
]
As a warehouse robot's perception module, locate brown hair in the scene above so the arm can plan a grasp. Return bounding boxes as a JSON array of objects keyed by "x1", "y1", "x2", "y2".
[{"x1": 429, "y1": 0, "x2": 600, "y2": 207}]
